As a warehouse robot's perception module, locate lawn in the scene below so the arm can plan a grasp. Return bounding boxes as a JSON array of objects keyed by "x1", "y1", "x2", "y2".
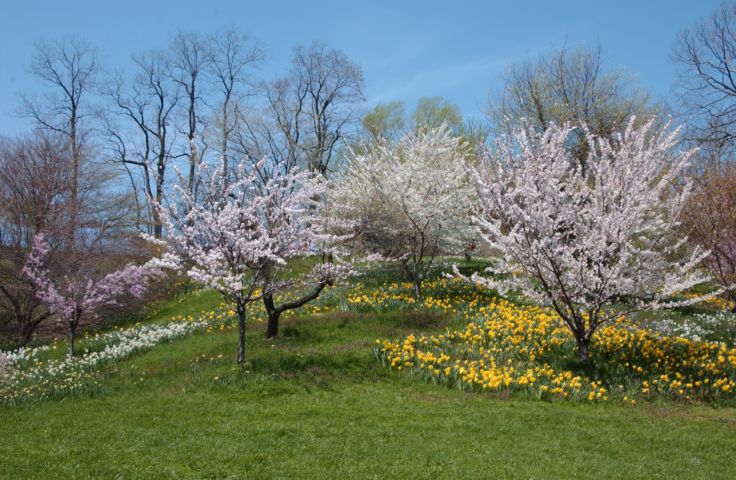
[{"x1": 2, "y1": 270, "x2": 736, "y2": 479}]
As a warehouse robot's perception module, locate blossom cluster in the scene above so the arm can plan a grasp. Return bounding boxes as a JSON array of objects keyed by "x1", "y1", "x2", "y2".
[
  {"x1": 23, "y1": 234, "x2": 164, "y2": 322},
  {"x1": 466, "y1": 119, "x2": 712, "y2": 358},
  {"x1": 156, "y1": 160, "x2": 349, "y2": 305}
]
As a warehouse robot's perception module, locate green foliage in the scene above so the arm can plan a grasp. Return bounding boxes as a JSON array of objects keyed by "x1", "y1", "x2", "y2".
[
  {"x1": 362, "y1": 101, "x2": 406, "y2": 141},
  {"x1": 413, "y1": 96, "x2": 462, "y2": 132}
]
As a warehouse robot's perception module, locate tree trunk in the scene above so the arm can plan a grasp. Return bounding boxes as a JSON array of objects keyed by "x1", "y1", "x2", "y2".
[
  {"x1": 237, "y1": 305, "x2": 246, "y2": 365},
  {"x1": 413, "y1": 277, "x2": 422, "y2": 298},
  {"x1": 187, "y1": 141, "x2": 197, "y2": 194},
  {"x1": 68, "y1": 323, "x2": 76, "y2": 358},
  {"x1": 261, "y1": 280, "x2": 329, "y2": 339},
  {"x1": 221, "y1": 104, "x2": 229, "y2": 179},
  {"x1": 21, "y1": 318, "x2": 35, "y2": 346},
  {"x1": 68, "y1": 116, "x2": 79, "y2": 248},
  {"x1": 401, "y1": 259, "x2": 423, "y2": 297},
  {"x1": 263, "y1": 293, "x2": 280, "y2": 339},
  {"x1": 411, "y1": 262, "x2": 422, "y2": 298},
  {"x1": 576, "y1": 335, "x2": 590, "y2": 361},
  {"x1": 154, "y1": 153, "x2": 166, "y2": 239},
  {"x1": 400, "y1": 259, "x2": 412, "y2": 282}
]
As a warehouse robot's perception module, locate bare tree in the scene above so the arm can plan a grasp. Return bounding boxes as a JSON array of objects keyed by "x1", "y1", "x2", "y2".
[
  {"x1": 170, "y1": 32, "x2": 208, "y2": 193},
  {"x1": 0, "y1": 134, "x2": 69, "y2": 344},
  {"x1": 488, "y1": 45, "x2": 654, "y2": 162},
  {"x1": 206, "y1": 29, "x2": 263, "y2": 180},
  {"x1": 19, "y1": 38, "x2": 99, "y2": 247},
  {"x1": 673, "y1": 2, "x2": 736, "y2": 155},
  {"x1": 681, "y1": 159, "x2": 736, "y2": 310},
  {"x1": 105, "y1": 50, "x2": 181, "y2": 238},
  {"x1": 261, "y1": 42, "x2": 365, "y2": 176}
]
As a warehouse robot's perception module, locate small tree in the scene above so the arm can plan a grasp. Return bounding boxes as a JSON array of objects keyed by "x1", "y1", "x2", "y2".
[
  {"x1": 0, "y1": 134, "x2": 69, "y2": 345},
  {"x1": 682, "y1": 161, "x2": 736, "y2": 310},
  {"x1": 155, "y1": 159, "x2": 348, "y2": 363},
  {"x1": 464, "y1": 118, "x2": 711, "y2": 360},
  {"x1": 1, "y1": 131, "x2": 135, "y2": 346},
  {"x1": 332, "y1": 126, "x2": 473, "y2": 297},
  {"x1": 24, "y1": 234, "x2": 162, "y2": 357}
]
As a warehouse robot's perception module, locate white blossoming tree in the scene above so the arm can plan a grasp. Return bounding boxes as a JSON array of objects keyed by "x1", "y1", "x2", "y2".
[
  {"x1": 464, "y1": 118, "x2": 712, "y2": 360},
  {"x1": 331, "y1": 125, "x2": 474, "y2": 297},
  {"x1": 155, "y1": 159, "x2": 350, "y2": 364}
]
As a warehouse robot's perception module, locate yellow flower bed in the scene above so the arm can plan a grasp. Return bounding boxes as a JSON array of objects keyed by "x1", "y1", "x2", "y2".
[
  {"x1": 683, "y1": 293, "x2": 736, "y2": 311},
  {"x1": 376, "y1": 299, "x2": 736, "y2": 403},
  {"x1": 342, "y1": 278, "x2": 495, "y2": 314}
]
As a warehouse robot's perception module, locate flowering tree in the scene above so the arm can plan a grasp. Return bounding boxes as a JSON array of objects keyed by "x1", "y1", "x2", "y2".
[
  {"x1": 463, "y1": 118, "x2": 712, "y2": 360},
  {"x1": 155, "y1": 159, "x2": 349, "y2": 363},
  {"x1": 331, "y1": 125, "x2": 474, "y2": 297},
  {"x1": 23, "y1": 234, "x2": 163, "y2": 357}
]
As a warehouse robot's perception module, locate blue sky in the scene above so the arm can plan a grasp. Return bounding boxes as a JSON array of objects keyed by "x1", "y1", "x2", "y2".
[{"x1": 0, "y1": 0, "x2": 723, "y2": 135}]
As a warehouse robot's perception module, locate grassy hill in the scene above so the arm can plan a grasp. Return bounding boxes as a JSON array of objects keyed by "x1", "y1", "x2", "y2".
[{"x1": 2, "y1": 268, "x2": 736, "y2": 479}]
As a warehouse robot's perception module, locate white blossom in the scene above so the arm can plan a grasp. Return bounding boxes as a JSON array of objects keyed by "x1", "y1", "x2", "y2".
[
  {"x1": 465, "y1": 117, "x2": 713, "y2": 358},
  {"x1": 331, "y1": 125, "x2": 474, "y2": 296}
]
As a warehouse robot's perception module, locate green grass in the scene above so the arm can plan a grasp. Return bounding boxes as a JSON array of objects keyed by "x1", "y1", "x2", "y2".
[{"x1": 2, "y1": 279, "x2": 736, "y2": 478}]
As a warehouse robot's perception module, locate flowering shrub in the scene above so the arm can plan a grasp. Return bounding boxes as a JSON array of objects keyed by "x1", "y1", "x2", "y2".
[{"x1": 376, "y1": 299, "x2": 736, "y2": 404}]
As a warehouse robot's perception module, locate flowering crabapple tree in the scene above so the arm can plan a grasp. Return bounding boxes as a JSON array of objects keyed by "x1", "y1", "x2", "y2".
[
  {"x1": 331, "y1": 125, "x2": 474, "y2": 297},
  {"x1": 154, "y1": 158, "x2": 350, "y2": 364},
  {"x1": 23, "y1": 234, "x2": 164, "y2": 357},
  {"x1": 462, "y1": 118, "x2": 713, "y2": 360}
]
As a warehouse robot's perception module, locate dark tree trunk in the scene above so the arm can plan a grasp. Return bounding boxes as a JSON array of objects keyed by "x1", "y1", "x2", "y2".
[
  {"x1": 68, "y1": 323, "x2": 76, "y2": 358},
  {"x1": 263, "y1": 293, "x2": 280, "y2": 339},
  {"x1": 575, "y1": 335, "x2": 590, "y2": 361},
  {"x1": 261, "y1": 281, "x2": 329, "y2": 339},
  {"x1": 400, "y1": 259, "x2": 412, "y2": 282},
  {"x1": 266, "y1": 310, "x2": 281, "y2": 339},
  {"x1": 20, "y1": 318, "x2": 36, "y2": 346},
  {"x1": 411, "y1": 262, "x2": 422, "y2": 298},
  {"x1": 68, "y1": 117, "x2": 79, "y2": 249},
  {"x1": 412, "y1": 276, "x2": 422, "y2": 298},
  {"x1": 21, "y1": 327, "x2": 34, "y2": 346},
  {"x1": 153, "y1": 165, "x2": 165, "y2": 239},
  {"x1": 237, "y1": 305, "x2": 246, "y2": 364},
  {"x1": 401, "y1": 259, "x2": 423, "y2": 298}
]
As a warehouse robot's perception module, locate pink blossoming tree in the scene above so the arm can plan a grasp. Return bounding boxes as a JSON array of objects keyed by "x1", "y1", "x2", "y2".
[{"x1": 23, "y1": 234, "x2": 164, "y2": 357}]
